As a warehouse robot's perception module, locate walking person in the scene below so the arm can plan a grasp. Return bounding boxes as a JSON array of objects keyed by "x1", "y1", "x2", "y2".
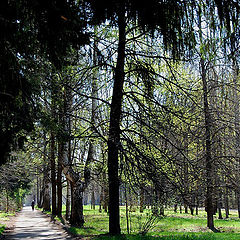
[{"x1": 31, "y1": 200, "x2": 35, "y2": 211}]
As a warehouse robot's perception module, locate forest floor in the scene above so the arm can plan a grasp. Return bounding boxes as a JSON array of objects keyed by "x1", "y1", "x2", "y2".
[{"x1": 1, "y1": 206, "x2": 74, "y2": 239}]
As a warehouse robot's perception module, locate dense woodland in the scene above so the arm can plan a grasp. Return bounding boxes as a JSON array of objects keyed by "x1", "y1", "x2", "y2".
[{"x1": 1, "y1": 0, "x2": 240, "y2": 236}]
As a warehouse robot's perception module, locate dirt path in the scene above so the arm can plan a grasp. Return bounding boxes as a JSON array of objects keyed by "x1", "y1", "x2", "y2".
[{"x1": 5, "y1": 206, "x2": 73, "y2": 239}]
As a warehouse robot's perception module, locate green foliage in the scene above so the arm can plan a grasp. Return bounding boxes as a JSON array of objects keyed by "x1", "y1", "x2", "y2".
[
  {"x1": 0, "y1": 0, "x2": 90, "y2": 165},
  {"x1": 0, "y1": 225, "x2": 5, "y2": 235},
  {"x1": 0, "y1": 151, "x2": 33, "y2": 211}
]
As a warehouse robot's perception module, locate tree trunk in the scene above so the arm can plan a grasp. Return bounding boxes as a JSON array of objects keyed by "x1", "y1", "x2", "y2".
[
  {"x1": 184, "y1": 204, "x2": 188, "y2": 214},
  {"x1": 6, "y1": 189, "x2": 9, "y2": 212},
  {"x1": 62, "y1": 141, "x2": 91, "y2": 226},
  {"x1": 99, "y1": 186, "x2": 103, "y2": 213},
  {"x1": 42, "y1": 134, "x2": 51, "y2": 212},
  {"x1": 160, "y1": 205, "x2": 164, "y2": 216},
  {"x1": 65, "y1": 120, "x2": 72, "y2": 220},
  {"x1": 237, "y1": 192, "x2": 240, "y2": 218},
  {"x1": 152, "y1": 188, "x2": 158, "y2": 216},
  {"x1": 57, "y1": 141, "x2": 63, "y2": 217},
  {"x1": 198, "y1": 11, "x2": 216, "y2": 231},
  {"x1": 224, "y1": 187, "x2": 229, "y2": 218},
  {"x1": 140, "y1": 185, "x2": 145, "y2": 213},
  {"x1": 37, "y1": 176, "x2": 40, "y2": 208},
  {"x1": 50, "y1": 132, "x2": 56, "y2": 216},
  {"x1": 103, "y1": 180, "x2": 109, "y2": 213},
  {"x1": 190, "y1": 206, "x2": 194, "y2": 215},
  {"x1": 70, "y1": 183, "x2": 84, "y2": 227},
  {"x1": 38, "y1": 177, "x2": 42, "y2": 208},
  {"x1": 233, "y1": 59, "x2": 240, "y2": 219},
  {"x1": 201, "y1": 58, "x2": 215, "y2": 231},
  {"x1": 125, "y1": 184, "x2": 130, "y2": 234},
  {"x1": 196, "y1": 205, "x2": 198, "y2": 215},
  {"x1": 107, "y1": 6, "x2": 126, "y2": 235},
  {"x1": 42, "y1": 183, "x2": 51, "y2": 212},
  {"x1": 59, "y1": 80, "x2": 91, "y2": 226},
  {"x1": 91, "y1": 189, "x2": 96, "y2": 210},
  {"x1": 174, "y1": 204, "x2": 177, "y2": 213},
  {"x1": 66, "y1": 179, "x2": 71, "y2": 220},
  {"x1": 218, "y1": 203, "x2": 223, "y2": 220}
]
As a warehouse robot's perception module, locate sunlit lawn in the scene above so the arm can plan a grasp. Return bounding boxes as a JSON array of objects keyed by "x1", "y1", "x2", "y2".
[{"x1": 67, "y1": 205, "x2": 240, "y2": 240}]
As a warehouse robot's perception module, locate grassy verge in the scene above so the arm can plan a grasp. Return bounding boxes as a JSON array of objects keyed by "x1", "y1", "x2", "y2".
[
  {"x1": 93, "y1": 233, "x2": 240, "y2": 240},
  {"x1": 40, "y1": 205, "x2": 240, "y2": 240},
  {"x1": 0, "y1": 211, "x2": 15, "y2": 236},
  {"x1": 0, "y1": 225, "x2": 5, "y2": 235}
]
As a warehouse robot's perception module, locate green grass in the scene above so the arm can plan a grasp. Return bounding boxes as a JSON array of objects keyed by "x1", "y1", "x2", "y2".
[
  {"x1": 0, "y1": 211, "x2": 15, "y2": 221},
  {"x1": 0, "y1": 225, "x2": 5, "y2": 235},
  {"x1": 43, "y1": 205, "x2": 240, "y2": 240},
  {"x1": 93, "y1": 233, "x2": 240, "y2": 240},
  {"x1": 0, "y1": 211, "x2": 15, "y2": 236}
]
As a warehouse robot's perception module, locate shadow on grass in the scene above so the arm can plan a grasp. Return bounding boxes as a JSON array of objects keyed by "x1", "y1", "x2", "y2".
[
  {"x1": 93, "y1": 234, "x2": 217, "y2": 240},
  {"x1": 68, "y1": 225, "x2": 107, "y2": 237}
]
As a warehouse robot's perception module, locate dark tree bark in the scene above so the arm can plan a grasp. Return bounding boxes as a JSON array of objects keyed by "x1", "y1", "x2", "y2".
[
  {"x1": 91, "y1": 187, "x2": 96, "y2": 210},
  {"x1": 190, "y1": 206, "x2": 194, "y2": 215},
  {"x1": 63, "y1": 142, "x2": 91, "y2": 226},
  {"x1": 174, "y1": 204, "x2": 177, "y2": 213},
  {"x1": 37, "y1": 177, "x2": 42, "y2": 208},
  {"x1": 184, "y1": 204, "x2": 188, "y2": 214},
  {"x1": 160, "y1": 204, "x2": 164, "y2": 216},
  {"x1": 70, "y1": 182, "x2": 84, "y2": 226},
  {"x1": 107, "y1": 6, "x2": 126, "y2": 235},
  {"x1": 237, "y1": 193, "x2": 240, "y2": 219},
  {"x1": 201, "y1": 58, "x2": 215, "y2": 231},
  {"x1": 42, "y1": 183, "x2": 51, "y2": 212},
  {"x1": 99, "y1": 186, "x2": 103, "y2": 213},
  {"x1": 224, "y1": 187, "x2": 229, "y2": 218},
  {"x1": 196, "y1": 205, "x2": 198, "y2": 215},
  {"x1": 140, "y1": 185, "x2": 145, "y2": 213},
  {"x1": 232, "y1": 59, "x2": 240, "y2": 219},
  {"x1": 6, "y1": 189, "x2": 9, "y2": 212},
  {"x1": 103, "y1": 174, "x2": 109, "y2": 213},
  {"x1": 218, "y1": 198, "x2": 223, "y2": 220},
  {"x1": 42, "y1": 134, "x2": 51, "y2": 212},
  {"x1": 37, "y1": 176, "x2": 40, "y2": 208},
  {"x1": 125, "y1": 184, "x2": 130, "y2": 234},
  {"x1": 56, "y1": 141, "x2": 63, "y2": 217},
  {"x1": 50, "y1": 132, "x2": 57, "y2": 215}
]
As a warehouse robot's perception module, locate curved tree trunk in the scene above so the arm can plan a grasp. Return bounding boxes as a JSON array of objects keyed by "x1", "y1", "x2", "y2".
[
  {"x1": 59, "y1": 67, "x2": 93, "y2": 226},
  {"x1": 70, "y1": 182, "x2": 84, "y2": 226}
]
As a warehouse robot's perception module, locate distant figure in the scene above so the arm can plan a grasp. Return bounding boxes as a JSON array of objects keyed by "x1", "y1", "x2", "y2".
[{"x1": 31, "y1": 200, "x2": 35, "y2": 211}]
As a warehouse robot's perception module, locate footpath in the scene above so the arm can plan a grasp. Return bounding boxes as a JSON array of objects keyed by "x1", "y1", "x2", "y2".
[{"x1": 4, "y1": 206, "x2": 73, "y2": 239}]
